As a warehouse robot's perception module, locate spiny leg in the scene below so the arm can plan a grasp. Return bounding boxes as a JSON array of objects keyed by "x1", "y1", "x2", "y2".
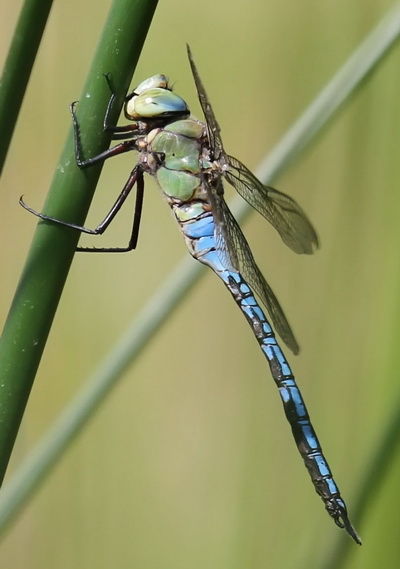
[
  {"x1": 19, "y1": 164, "x2": 144, "y2": 250},
  {"x1": 77, "y1": 167, "x2": 145, "y2": 252},
  {"x1": 70, "y1": 101, "x2": 139, "y2": 168},
  {"x1": 102, "y1": 73, "x2": 145, "y2": 140}
]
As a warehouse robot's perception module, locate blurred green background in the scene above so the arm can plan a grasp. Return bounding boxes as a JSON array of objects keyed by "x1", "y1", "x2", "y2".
[{"x1": 1, "y1": 0, "x2": 400, "y2": 567}]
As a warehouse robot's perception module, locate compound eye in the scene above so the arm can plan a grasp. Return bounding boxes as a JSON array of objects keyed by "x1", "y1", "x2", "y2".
[
  {"x1": 134, "y1": 74, "x2": 169, "y2": 94},
  {"x1": 125, "y1": 88, "x2": 189, "y2": 119}
]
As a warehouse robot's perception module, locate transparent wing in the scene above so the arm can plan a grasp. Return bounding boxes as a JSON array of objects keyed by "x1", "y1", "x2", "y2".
[
  {"x1": 186, "y1": 46, "x2": 318, "y2": 256},
  {"x1": 211, "y1": 179, "x2": 299, "y2": 354},
  {"x1": 206, "y1": 175, "x2": 240, "y2": 273},
  {"x1": 188, "y1": 45, "x2": 304, "y2": 352},
  {"x1": 186, "y1": 44, "x2": 225, "y2": 161},
  {"x1": 225, "y1": 155, "x2": 319, "y2": 255},
  {"x1": 187, "y1": 45, "x2": 239, "y2": 269}
]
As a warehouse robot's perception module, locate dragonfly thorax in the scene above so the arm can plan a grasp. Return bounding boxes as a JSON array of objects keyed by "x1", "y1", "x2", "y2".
[{"x1": 138, "y1": 118, "x2": 210, "y2": 203}]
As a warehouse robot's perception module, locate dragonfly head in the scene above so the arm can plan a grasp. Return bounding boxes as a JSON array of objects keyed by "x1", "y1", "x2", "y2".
[{"x1": 125, "y1": 74, "x2": 190, "y2": 122}]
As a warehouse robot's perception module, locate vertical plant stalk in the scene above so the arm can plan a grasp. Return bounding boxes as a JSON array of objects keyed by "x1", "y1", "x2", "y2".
[
  {"x1": 0, "y1": 0, "x2": 54, "y2": 175},
  {"x1": 0, "y1": 0, "x2": 159, "y2": 487}
]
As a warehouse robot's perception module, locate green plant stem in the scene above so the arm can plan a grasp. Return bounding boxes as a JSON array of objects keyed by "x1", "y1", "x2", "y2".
[
  {"x1": 0, "y1": 0, "x2": 159, "y2": 487},
  {"x1": 0, "y1": 0, "x2": 54, "y2": 175}
]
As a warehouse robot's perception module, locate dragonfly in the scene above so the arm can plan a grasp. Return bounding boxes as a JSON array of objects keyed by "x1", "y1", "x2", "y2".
[{"x1": 21, "y1": 45, "x2": 361, "y2": 544}]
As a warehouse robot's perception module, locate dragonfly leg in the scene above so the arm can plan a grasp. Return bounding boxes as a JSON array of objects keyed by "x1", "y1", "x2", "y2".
[
  {"x1": 70, "y1": 102, "x2": 139, "y2": 168},
  {"x1": 102, "y1": 74, "x2": 145, "y2": 140},
  {"x1": 77, "y1": 166, "x2": 144, "y2": 252},
  {"x1": 102, "y1": 73, "x2": 120, "y2": 133},
  {"x1": 19, "y1": 164, "x2": 144, "y2": 252}
]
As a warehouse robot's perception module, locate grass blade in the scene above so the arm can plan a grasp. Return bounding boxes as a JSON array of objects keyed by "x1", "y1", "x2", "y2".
[{"x1": 0, "y1": 0, "x2": 54, "y2": 175}]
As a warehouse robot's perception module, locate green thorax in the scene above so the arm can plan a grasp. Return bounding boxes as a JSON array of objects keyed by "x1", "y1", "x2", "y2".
[{"x1": 150, "y1": 118, "x2": 207, "y2": 202}]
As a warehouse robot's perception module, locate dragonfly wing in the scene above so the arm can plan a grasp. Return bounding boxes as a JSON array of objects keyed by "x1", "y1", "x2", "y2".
[
  {"x1": 203, "y1": 173, "x2": 240, "y2": 272},
  {"x1": 225, "y1": 154, "x2": 319, "y2": 255},
  {"x1": 216, "y1": 195, "x2": 299, "y2": 354},
  {"x1": 186, "y1": 45, "x2": 225, "y2": 161}
]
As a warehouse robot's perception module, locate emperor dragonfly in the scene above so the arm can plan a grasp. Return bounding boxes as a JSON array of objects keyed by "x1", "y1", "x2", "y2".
[{"x1": 21, "y1": 45, "x2": 360, "y2": 544}]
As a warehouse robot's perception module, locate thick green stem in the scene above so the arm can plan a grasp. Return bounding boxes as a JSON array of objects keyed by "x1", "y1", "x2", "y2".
[
  {"x1": 0, "y1": 0, "x2": 159, "y2": 487},
  {"x1": 0, "y1": 0, "x2": 54, "y2": 175}
]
